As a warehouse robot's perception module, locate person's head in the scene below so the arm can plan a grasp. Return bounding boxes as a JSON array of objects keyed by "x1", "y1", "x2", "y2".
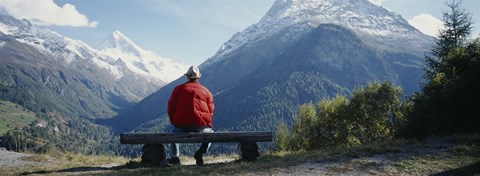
[{"x1": 185, "y1": 66, "x2": 201, "y2": 81}]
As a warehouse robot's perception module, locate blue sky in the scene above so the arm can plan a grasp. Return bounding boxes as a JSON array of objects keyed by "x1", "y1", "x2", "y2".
[{"x1": 1, "y1": 0, "x2": 479, "y2": 66}]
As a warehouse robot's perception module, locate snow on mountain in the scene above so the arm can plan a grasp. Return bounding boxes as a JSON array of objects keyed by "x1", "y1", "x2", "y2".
[
  {"x1": 0, "y1": 14, "x2": 123, "y2": 79},
  {"x1": 204, "y1": 0, "x2": 433, "y2": 66},
  {"x1": 0, "y1": 14, "x2": 186, "y2": 84},
  {"x1": 99, "y1": 31, "x2": 187, "y2": 83}
]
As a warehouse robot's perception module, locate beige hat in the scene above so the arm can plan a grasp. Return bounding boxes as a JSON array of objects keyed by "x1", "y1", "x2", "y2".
[{"x1": 185, "y1": 66, "x2": 201, "y2": 79}]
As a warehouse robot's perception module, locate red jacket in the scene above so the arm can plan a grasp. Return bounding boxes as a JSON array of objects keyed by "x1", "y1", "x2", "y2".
[{"x1": 167, "y1": 81, "x2": 214, "y2": 128}]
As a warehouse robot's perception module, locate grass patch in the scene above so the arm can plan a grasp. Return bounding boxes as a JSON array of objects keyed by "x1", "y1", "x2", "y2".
[
  {"x1": 450, "y1": 144, "x2": 480, "y2": 155},
  {"x1": 0, "y1": 100, "x2": 37, "y2": 135},
  {"x1": 396, "y1": 160, "x2": 415, "y2": 172},
  {"x1": 22, "y1": 154, "x2": 50, "y2": 162},
  {"x1": 391, "y1": 136, "x2": 480, "y2": 175}
]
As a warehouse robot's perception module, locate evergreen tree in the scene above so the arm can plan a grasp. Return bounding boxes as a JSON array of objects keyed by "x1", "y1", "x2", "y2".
[
  {"x1": 426, "y1": 0, "x2": 473, "y2": 79},
  {"x1": 404, "y1": 0, "x2": 480, "y2": 137}
]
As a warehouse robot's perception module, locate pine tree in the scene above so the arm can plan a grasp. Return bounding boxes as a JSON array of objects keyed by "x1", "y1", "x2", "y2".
[
  {"x1": 404, "y1": 0, "x2": 480, "y2": 137},
  {"x1": 426, "y1": 0, "x2": 473, "y2": 79}
]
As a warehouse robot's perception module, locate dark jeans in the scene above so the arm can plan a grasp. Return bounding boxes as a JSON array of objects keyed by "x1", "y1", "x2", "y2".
[{"x1": 170, "y1": 126, "x2": 213, "y2": 157}]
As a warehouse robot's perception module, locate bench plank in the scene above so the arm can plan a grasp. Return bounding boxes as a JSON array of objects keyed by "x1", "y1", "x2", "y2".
[{"x1": 120, "y1": 131, "x2": 272, "y2": 144}]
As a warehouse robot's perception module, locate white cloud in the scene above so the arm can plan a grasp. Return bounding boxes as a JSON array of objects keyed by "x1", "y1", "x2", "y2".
[
  {"x1": 368, "y1": 0, "x2": 385, "y2": 6},
  {"x1": 408, "y1": 13, "x2": 445, "y2": 37},
  {"x1": 0, "y1": 0, "x2": 98, "y2": 27}
]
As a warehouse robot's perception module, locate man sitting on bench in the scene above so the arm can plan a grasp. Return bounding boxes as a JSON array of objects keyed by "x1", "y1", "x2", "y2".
[{"x1": 167, "y1": 66, "x2": 214, "y2": 166}]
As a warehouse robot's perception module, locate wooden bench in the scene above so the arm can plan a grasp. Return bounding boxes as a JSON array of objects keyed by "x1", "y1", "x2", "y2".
[{"x1": 120, "y1": 131, "x2": 272, "y2": 165}]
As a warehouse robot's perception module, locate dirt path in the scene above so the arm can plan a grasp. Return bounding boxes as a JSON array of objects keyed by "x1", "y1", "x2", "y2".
[{"x1": 261, "y1": 155, "x2": 406, "y2": 175}]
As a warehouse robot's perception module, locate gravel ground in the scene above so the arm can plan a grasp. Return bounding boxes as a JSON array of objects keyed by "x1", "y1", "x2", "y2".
[{"x1": 0, "y1": 148, "x2": 36, "y2": 168}]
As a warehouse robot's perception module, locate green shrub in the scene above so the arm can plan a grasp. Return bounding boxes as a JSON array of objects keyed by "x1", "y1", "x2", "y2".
[{"x1": 277, "y1": 82, "x2": 406, "y2": 151}]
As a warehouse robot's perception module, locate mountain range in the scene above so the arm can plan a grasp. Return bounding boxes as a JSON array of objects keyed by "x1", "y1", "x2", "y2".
[
  {"x1": 107, "y1": 0, "x2": 434, "y2": 133},
  {"x1": 0, "y1": 14, "x2": 186, "y2": 118}
]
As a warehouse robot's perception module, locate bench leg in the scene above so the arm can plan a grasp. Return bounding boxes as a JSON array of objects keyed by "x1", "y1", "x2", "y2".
[
  {"x1": 239, "y1": 142, "x2": 260, "y2": 161},
  {"x1": 141, "y1": 144, "x2": 169, "y2": 166}
]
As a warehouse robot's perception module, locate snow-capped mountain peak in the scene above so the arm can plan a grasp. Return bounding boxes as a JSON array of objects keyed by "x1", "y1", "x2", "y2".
[
  {"x1": 99, "y1": 31, "x2": 187, "y2": 83},
  {"x1": 113, "y1": 30, "x2": 129, "y2": 40},
  {"x1": 203, "y1": 0, "x2": 432, "y2": 66},
  {"x1": 100, "y1": 30, "x2": 142, "y2": 57}
]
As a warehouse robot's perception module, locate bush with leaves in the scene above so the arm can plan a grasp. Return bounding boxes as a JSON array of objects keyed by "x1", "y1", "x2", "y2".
[{"x1": 276, "y1": 82, "x2": 407, "y2": 151}]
